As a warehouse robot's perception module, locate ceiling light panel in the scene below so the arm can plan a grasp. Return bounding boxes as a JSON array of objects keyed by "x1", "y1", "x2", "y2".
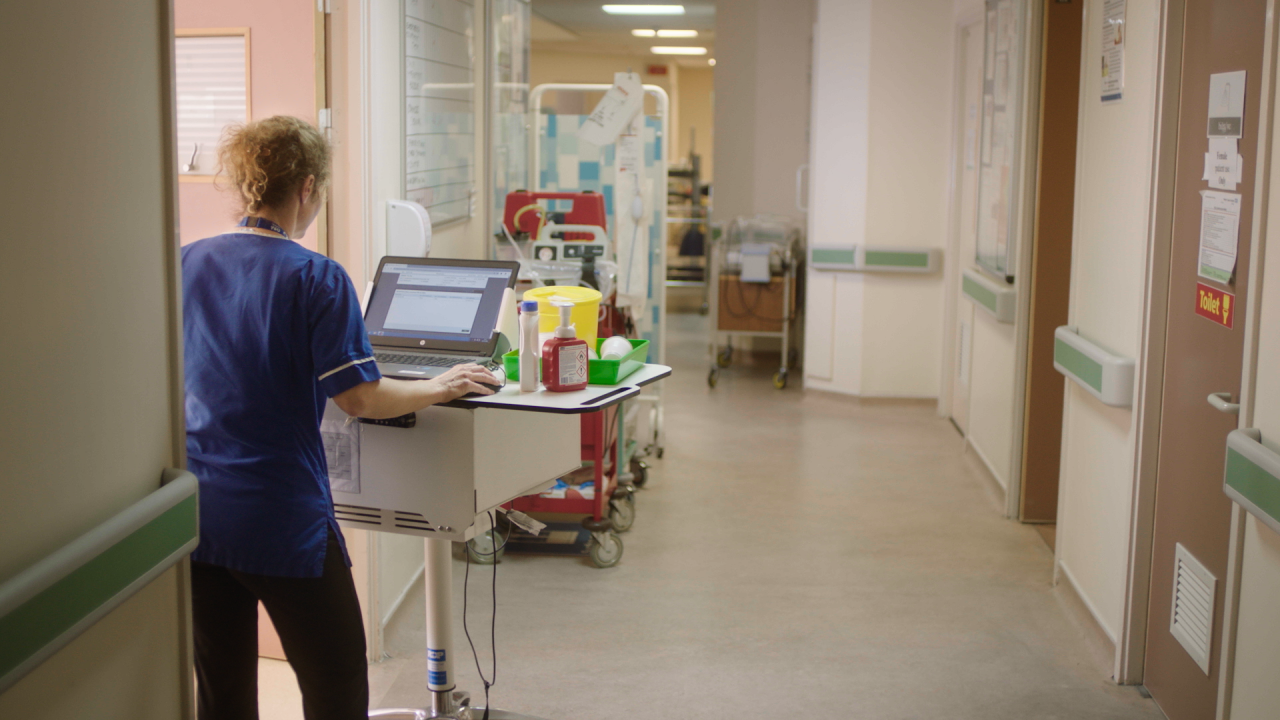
[
  {"x1": 603, "y1": 5, "x2": 686, "y2": 15},
  {"x1": 631, "y1": 29, "x2": 657, "y2": 36},
  {"x1": 658, "y1": 29, "x2": 698, "y2": 37},
  {"x1": 651, "y1": 46, "x2": 707, "y2": 55}
]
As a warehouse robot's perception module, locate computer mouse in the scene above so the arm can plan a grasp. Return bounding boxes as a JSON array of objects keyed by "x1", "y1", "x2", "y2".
[{"x1": 463, "y1": 381, "x2": 503, "y2": 398}]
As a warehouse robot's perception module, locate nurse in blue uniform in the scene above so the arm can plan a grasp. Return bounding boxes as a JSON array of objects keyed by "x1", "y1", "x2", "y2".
[{"x1": 182, "y1": 116, "x2": 498, "y2": 720}]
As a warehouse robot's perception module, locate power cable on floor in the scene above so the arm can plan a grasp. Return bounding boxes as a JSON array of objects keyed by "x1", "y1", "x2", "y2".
[{"x1": 462, "y1": 510, "x2": 510, "y2": 720}]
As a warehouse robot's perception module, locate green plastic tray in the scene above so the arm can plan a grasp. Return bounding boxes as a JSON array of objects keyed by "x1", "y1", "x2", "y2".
[{"x1": 503, "y1": 338, "x2": 649, "y2": 385}]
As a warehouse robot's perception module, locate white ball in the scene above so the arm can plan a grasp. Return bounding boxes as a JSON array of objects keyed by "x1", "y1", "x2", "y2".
[{"x1": 600, "y1": 336, "x2": 632, "y2": 360}]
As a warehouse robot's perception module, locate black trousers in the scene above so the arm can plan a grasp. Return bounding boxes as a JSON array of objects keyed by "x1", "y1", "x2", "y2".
[{"x1": 192, "y1": 530, "x2": 368, "y2": 720}]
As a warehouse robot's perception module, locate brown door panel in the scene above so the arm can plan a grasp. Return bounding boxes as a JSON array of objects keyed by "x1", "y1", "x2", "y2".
[{"x1": 1143, "y1": 0, "x2": 1265, "y2": 717}]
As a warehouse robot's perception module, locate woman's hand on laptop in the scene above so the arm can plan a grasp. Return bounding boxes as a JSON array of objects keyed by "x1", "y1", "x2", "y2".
[
  {"x1": 333, "y1": 363, "x2": 500, "y2": 419},
  {"x1": 428, "y1": 363, "x2": 501, "y2": 402}
]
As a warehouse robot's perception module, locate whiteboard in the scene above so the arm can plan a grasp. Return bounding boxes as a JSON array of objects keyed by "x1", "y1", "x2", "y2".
[
  {"x1": 974, "y1": 0, "x2": 1026, "y2": 281},
  {"x1": 404, "y1": 0, "x2": 475, "y2": 226}
]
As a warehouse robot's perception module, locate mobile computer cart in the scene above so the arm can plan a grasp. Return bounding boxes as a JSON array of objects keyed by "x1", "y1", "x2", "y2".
[
  {"x1": 331, "y1": 366, "x2": 669, "y2": 720},
  {"x1": 707, "y1": 215, "x2": 804, "y2": 389}
]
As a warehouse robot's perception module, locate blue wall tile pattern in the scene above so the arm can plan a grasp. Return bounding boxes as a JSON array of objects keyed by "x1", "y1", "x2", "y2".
[{"x1": 536, "y1": 114, "x2": 665, "y2": 360}]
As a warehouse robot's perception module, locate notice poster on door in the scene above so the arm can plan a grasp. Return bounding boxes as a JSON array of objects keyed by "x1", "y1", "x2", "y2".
[
  {"x1": 1208, "y1": 70, "x2": 1247, "y2": 137},
  {"x1": 1198, "y1": 190, "x2": 1241, "y2": 283},
  {"x1": 1101, "y1": 0, "x2": 1125, "y2": 102}
]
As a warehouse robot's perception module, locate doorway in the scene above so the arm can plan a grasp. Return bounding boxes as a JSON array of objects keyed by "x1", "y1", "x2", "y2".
[
  {"x1": 946, "y1": 19, "x2": 984, "y2": 435},
  {"x1": 1142, "y1": 0, "x2": 1266, "y2": 716}
]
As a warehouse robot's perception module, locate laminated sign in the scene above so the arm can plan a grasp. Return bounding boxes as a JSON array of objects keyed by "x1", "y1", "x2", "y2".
[{"x1": 1195, "y1": 282, "x2": 1235, "y2": 329}]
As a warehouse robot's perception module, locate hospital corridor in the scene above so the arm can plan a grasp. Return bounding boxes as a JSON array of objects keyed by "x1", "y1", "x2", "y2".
[{"x1": 8, "y1": 1, "x2": 1280, "y2": 719}]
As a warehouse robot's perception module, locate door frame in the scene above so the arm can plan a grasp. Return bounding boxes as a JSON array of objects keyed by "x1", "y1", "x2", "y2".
[
  {"x1": 1114, "y1": 0, "x2": 1185, "y2": 686},
  {"x1": 939, "y1": 8, "x2": 985, "y2": 425},
  {"x1": 1116, "y1": 0, "x2": 1280, "y2": 694},
  {"x1": 1214, "y1": 1, "x2": 1280, "y2": 716}
]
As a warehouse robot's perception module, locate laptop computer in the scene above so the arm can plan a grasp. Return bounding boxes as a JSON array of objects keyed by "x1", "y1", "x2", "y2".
[{"x1": 365, "y1": 256, "x2": 520, "y2": 379}]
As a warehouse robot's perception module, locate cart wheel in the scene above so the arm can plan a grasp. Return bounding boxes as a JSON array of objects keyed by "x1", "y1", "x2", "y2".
[
  {"x1": 716, "y1": 347, "x2": 733, "y2": 368},
  {"x1": 466, "y1": 529, "x2": 505, "y2": 565},
  {"x1": 707, "y1": 368, "x2": 719, "y2": 388},
  {"x1": 772, "y1": 370, "x2": 788, "y2": 390},
  {"x1": 629, "y1": 458, "x2": 649, "y2": 488},
  {"x1": 609, "y1": 494, "x2": 636, "y2": 532},
  {"x1": 588, "y1": 532, "x2": 623, "y2": 568}
]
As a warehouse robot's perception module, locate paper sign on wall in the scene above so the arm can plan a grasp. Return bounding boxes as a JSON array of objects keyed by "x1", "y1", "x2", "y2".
[
  {"x1": 1203, "y1": 137, "x2": 1243, "y2": 190},
  {"x1": 1101, "y1": 0, "x2": 1126, "y2": 102},
  {"x1": 1198, "y1": 190, "x2": 1241, "y2": 283},
  {"x1": 578, "y1": 72, "x2": 643, "y2": 147},
  {"x1": 1208, "y1": 70, "x2": 1247, "y2": 138}
]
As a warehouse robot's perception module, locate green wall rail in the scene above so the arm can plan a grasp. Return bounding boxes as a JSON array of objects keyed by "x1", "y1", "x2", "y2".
[
  {"x1": 961, "y1": 268, "x2": 1016, "y2": 322},
  {"x1": 0, "y1": 470, "x2": 198, "y2": 693},
  {"x1": 1225, "y1": 429, "x2": 1280, "y2": 537},
  {"x1": 809, "y1": 245, "x2": 942, "y2": 274},
  {"x1": 1052, "y1": 326, "x2": 1135, "y2": 408}
]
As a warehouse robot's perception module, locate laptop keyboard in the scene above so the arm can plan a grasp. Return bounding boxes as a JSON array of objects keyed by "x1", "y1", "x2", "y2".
[{"x1": 375, "y1": 353, "x2": 473, "y2": 368}]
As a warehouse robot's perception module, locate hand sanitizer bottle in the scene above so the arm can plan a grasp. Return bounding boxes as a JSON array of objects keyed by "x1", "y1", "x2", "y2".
[
  {"x1": 541, "y1": 301, "x2": 589, "y2": 392},
  {"x1": 519, "y1": 300, "x2": 540, "y2": 392}
]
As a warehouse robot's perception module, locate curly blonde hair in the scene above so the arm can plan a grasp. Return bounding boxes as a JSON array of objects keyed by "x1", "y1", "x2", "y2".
[{"x1": 217, "y1": 116, "x2": 331, "y2": 215}]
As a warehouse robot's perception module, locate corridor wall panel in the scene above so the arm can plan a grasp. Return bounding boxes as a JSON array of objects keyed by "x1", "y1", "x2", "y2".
[{"x1": 1055, "y1": 0, "x2": 1162, "y2": 642}]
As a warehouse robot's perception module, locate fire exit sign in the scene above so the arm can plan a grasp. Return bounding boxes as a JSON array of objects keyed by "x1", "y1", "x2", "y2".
[{"x1": 1196, "y1": 282, "x2": 1235, "y2": 329}]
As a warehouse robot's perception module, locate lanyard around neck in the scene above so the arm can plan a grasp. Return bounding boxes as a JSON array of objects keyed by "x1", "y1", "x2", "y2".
[{"x1": 236, "y1": 216, "x2": 290, "y2": 240}]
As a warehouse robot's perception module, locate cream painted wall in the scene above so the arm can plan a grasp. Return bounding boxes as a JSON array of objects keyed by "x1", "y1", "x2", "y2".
[
  {"x1": 1225, "y1": 49, "x2": 1280, "y2": 715},
  {"x1": 714, "y1": 0, "x2": 812, "y2": 225},
  {"x1": 175, "y1": 0, "x2": 320, "y2": 250},
  {"x1": 804, "y1": 0, "x2": 953, "y2": 398},
  {"x1": 678, "y1": 67, "x2": 715, "y2": 181},
  {"x1": 1055, "y1": 0, "x2": 1162, "y2": 641},
  {"x1": 968, "y1": 315, "x2": 1017, "y2": 488},
  {"x1": 0, "y1": 0, "x2": 189, "y2": 715}
]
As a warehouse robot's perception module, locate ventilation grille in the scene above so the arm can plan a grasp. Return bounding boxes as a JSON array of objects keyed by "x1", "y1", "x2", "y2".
[
  {"x1": 1169, "y1": 543, "x2": 1216, "y2": 675},
  {"x1": 334, "y1": 504, "x2": 445, "y2": 536}
]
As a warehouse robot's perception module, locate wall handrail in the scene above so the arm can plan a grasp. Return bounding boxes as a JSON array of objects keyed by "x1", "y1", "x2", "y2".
[
  {"x1": 1052, "y1": 326, "x2": 1136, "y2": 408},
  {"x1": 809, "y1": 245, "x2": 942, "y2": 274},
  {"x1": 0, "y1": 469, "x2": 198, "y2": 693},
  {"x1": 1224, "y1": 429, "x2": 1280, "y2": 537},
  {"x1": 961, "y1": 267, "x2": 1016, "y2": 322}
]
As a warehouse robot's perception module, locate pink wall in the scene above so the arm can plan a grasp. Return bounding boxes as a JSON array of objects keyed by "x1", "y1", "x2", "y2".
[{"x1": 175, "y1": 0, "x2": 318, "y2": 250}]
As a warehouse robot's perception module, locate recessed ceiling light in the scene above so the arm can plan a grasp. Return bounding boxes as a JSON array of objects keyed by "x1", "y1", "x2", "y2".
[
  {"x1": 651, "y1": 46, "x2": 707, "y2": 55},
  {"x1": 603, "y1": 5, "x2": 686, "y2": 15},
  {"x1": 631, "y1": 28, "x2": 697, "y2": 37},
  {"x1": 708, "y1": 58, "x2": 716, "y2": 66}
]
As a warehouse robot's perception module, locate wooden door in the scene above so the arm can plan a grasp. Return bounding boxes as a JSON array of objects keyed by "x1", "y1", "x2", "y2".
[
  {"x1": 1143, "y1": 0, "x2": 1266, "y2": 716},
  {"x1": 1018, "y1": 0, "x2": 1081, "y2": 522},
  {"x1": 950, "y1": 20, "x2": 985, "y2": 433}
]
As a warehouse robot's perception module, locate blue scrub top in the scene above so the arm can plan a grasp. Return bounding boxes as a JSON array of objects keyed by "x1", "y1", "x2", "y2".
[{"x1": 182, "y1": 231, "x2": 381, "y2": 578}]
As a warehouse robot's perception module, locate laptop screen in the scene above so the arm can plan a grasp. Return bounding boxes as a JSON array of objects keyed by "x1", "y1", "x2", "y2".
[{"x1": 365, "y1": 258, "x2": 518, "y2": 352}]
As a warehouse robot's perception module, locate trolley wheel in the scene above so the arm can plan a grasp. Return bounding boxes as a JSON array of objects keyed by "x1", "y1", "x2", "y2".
[
  {"x1": 772, "y1": 370, "x2": 789, "y2": 390},
  {"x1": 588, "y1": 532, "x2": 624, "y2": 568},
  {"x1": 609, "y1": 494, "x2": 636, "y2": 532},
  {"x1": 716, "y1": 347, "x2": 733, "y2": 368},
  {"x1": 707, "y1": 368, "x2": 719, "y2": 388},
  {"x1": 466, "y1": 529, "x2": 505, "y2": 565},
  {"x1": 629, "y1": 458, "x2": 649, "y2": 488}
]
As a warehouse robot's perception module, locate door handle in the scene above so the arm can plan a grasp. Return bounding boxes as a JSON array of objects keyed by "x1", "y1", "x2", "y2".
[{"x1": 1208, "y1": 392, "x2": 1240, "y2": 415}]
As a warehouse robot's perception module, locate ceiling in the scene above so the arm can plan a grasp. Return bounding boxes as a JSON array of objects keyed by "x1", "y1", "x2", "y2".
[{"x1": 530, "y1": 0, "x2": 716, "y2": 66}]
